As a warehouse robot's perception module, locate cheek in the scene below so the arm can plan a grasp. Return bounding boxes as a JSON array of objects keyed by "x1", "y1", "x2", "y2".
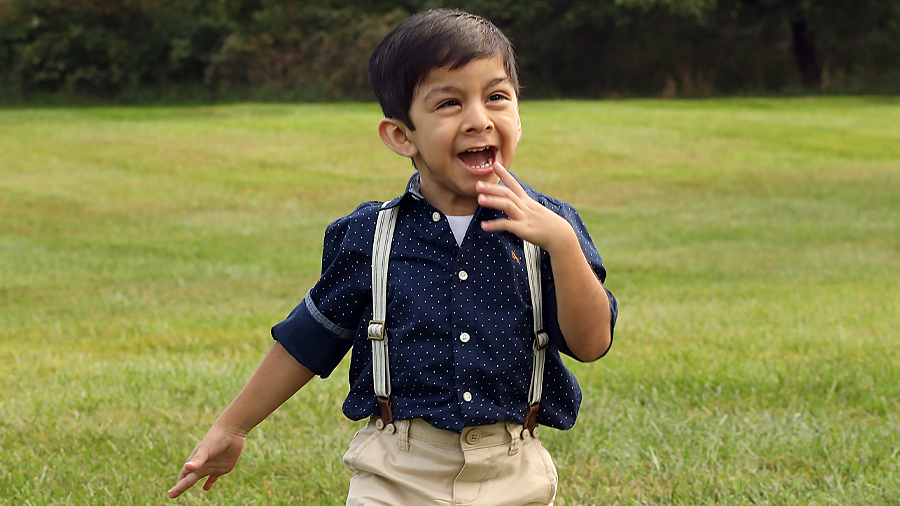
[
  {"x1": 421, "y1": 124, "x2": 456, "y2": 145},
  {"x1": 503, "y1": 123, "x2": 517, "y2": 141},
  {"x1": 500, "y1": 141, "x2": 517, "y2": 164},
  {"x1": 502, "y1": 114, "x2": 521, "y2": 137}
]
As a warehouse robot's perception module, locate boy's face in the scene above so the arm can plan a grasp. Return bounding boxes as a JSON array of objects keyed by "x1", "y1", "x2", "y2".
[{"x1": 391, "y1": 57, "x2": 521, "y2": 215}]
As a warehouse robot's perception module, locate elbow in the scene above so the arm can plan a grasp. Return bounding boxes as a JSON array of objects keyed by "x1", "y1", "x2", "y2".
[{"x1": 570, "y1": 329, "x2": 612, "y2": 363}]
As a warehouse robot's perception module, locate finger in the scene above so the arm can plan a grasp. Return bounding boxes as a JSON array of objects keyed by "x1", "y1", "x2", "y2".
[
  {"x1": 168, "y1": 472, "x2": 202, "y2": 499},
  {"x1": 475, "y1": 179, "x2": 510, "y2": 199},
  {"x1": 481, "y1": 217, "x2": 534, "y2": 242},
  {"x1": 491, "y1": 162, "x2": 527, "y2": 197},
  {"x1": 203, "y1": 475, "x2": 220, "y2": 491},
  {"x1": 477, "y1": 192, "x2": 520, "y2": 217},
  {"x1": 177, "y1": 463, "x2": 192, "y2": 482},
  {"x1": 185, "y1": 445, "x2": 210, "y2": 472},
  {"x1": 177, "y1": 462, "x2": 199, "y2": 482},
  {"x1": 476, "y1": 173, "x2": 523, "y2": 215},
  {"x1": 480, "y1": 217, "x2": 514, "y2": 234}
]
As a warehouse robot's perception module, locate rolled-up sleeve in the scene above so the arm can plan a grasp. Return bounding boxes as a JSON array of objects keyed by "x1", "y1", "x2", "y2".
[{"x1": 272, "y1": 204, "x2": 377, "y2": 378}]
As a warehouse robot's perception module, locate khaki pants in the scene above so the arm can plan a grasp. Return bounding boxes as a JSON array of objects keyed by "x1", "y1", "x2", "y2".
[{"x1": 343, "y1": 418, "x2": 558, "y2": 506}]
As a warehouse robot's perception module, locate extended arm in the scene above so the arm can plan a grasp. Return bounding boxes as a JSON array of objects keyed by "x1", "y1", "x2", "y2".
[
  {"x1": 477, "y1": 165, "x2": 612, "y2": 361},
  {"x1": 167, "y1": 342, "x2": 315, "y2": 498}
]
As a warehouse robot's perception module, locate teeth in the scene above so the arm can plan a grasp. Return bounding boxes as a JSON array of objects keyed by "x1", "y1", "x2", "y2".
[
  {"x1": 471, "y1": 155, "x2": 494, "y2": 169},
  {"x1": 463, "y1": 146, "x2": 494, "y2": 169}
]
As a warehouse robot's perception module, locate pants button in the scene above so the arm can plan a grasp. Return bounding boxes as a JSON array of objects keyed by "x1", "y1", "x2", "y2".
[{"x1": 465, "y1": 429, "x2": 481, "y2": 445}]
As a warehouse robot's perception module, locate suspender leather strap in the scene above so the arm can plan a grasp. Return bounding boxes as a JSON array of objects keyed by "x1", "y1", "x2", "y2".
[{"x1": 370, "y1": 203, "x2": 547, "y2": 433}]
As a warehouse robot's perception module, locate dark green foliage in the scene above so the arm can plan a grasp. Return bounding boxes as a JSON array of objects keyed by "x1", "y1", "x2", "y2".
[{"x1": 0, "y1": 0, "x2": 898, "y2": 102}]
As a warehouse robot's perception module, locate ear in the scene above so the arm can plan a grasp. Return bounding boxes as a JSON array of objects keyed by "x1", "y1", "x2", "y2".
[{"x1": 378, "y1": 118, "x2": 419, "y2": 158}]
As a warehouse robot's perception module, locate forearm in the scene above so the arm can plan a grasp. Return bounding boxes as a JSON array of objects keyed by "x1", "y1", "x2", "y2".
[
  {"x1": 545, "y1": 224, "x2": 612, "y2": 362},
  {"x1": 214, "y1": 342, "x2": 315, "y2": 435}
]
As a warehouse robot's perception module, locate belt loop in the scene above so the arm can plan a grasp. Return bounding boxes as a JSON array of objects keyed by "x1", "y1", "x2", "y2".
[
  {"x1": 505, "y1": 423, "x2": 521, "y2": 456},
  {"x1": 397, "y1": 420, "x2": 410, "y2": 452}
]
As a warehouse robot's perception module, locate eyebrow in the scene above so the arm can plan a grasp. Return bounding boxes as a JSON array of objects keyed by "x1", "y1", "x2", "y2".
[{"x1": 422, "y1": 76, "x2": 511, "y2": 103}]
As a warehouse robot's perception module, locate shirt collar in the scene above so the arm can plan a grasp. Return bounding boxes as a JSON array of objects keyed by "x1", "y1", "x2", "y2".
[{"x1": 406, "y1": 172, "x2": 425, "y2": 200}]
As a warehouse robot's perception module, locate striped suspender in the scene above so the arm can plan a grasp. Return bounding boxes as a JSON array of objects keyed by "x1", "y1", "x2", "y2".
[
  {"x1": 369, "y1": 203, "x2": 547, "y2": 433},
  {"x1": 523, "y1": 241, "x2": 550, "y2": 435},
  {"x1": 368, "y1": 202, "x2": 399, "y2": 424}
]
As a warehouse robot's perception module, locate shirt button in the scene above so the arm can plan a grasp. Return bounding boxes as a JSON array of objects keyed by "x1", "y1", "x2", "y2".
[
  {"x1": 432, "y1": 212, "x2": 441, "y2": 222},
  {"x1": 465, "y1": 429, "x2": 481, "y2": 445},
  {"x1": 459, "y1": 332, "x2": 470, "y2": 343},
  {"x1": 458, "y1": 270, "x2": 468, "y2": 281},
  {"x1": 463, "y1": 391, "x2": 473, "y2": 402}
]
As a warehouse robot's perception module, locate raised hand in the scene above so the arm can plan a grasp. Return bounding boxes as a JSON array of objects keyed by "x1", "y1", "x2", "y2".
[
  {"x1": 475, "y1": 163, "x2": 576, "y2": 253},
  {"x1": 476, "y1": 162, "x2": 612, "y2": 362}
]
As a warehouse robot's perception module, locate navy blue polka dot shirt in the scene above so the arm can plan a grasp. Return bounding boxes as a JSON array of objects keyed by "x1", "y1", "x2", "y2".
[{"x1": 272, "y1": 173, "x2": 617, "y2": 433}]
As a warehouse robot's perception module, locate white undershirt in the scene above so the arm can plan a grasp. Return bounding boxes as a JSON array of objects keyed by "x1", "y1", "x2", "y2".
[{"x1": 446, "y1": 214, "x2": 474, "y2": 246}]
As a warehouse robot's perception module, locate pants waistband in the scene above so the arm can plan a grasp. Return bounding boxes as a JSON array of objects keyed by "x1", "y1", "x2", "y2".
[{"x1": 367, "y1": 417, "x2": 540, "y2": 454}]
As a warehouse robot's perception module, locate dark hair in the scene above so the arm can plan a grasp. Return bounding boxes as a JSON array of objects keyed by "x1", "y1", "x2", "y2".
[{"x1": 368, "y1": 9, "x2": 518, "y2": 130}]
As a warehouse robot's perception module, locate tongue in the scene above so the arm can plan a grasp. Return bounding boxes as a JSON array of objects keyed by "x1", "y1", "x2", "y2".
[{"x1": 458, "y1": 149, "x2": 492, "y2": 168}]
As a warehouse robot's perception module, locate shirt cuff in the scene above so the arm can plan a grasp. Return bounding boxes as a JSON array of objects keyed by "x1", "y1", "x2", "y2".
[
  {"x1": 599, "y1": 286, "x2": 617, "y2": 359},
  {"x1": 271, "y1": 291, "x2": 354, "y2": 378}
]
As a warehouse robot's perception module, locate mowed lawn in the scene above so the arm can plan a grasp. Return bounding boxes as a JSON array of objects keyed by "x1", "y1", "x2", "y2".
[{"x1": 1, "y1": 97, "x2": 898, "y2": 505}]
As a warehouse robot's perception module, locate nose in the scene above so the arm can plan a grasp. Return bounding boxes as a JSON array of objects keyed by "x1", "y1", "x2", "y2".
[{"x1": 463, "y1": 104, "x2": 492, "y2": 134}]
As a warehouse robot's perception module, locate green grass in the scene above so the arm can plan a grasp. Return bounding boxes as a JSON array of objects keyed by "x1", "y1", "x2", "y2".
[{"x1": 1, "y1": 97, "x2": 898, "y2": 505}]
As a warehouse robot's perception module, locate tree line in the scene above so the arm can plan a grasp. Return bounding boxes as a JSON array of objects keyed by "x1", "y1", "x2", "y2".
[{"x1": 1, "y1": 0, "x2": 898, "y2": 103}]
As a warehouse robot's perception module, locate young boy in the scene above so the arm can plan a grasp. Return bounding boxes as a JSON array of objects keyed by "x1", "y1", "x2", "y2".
[{"x1": 168, "y1": 9, "x2": 617, "y2": 505}]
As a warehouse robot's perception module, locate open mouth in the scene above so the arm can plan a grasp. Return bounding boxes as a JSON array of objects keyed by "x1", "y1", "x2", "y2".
[{"x1": 458, "y1": 146, "x2": 496, "y2": 170}]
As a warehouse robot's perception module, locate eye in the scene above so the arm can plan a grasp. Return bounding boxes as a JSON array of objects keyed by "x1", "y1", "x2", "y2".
[
  {"x1": 437, "y1": 99, "x2": 461, "y2": 109},
  {"x1": 488, "y1": 93, "x2": 509, "y2": 102}
]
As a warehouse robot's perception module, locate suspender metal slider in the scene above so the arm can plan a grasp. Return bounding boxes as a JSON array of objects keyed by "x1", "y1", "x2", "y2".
[
  {"x1": 534, "y1": 330, "x2": 550, "y2": 350},
  {"x1": 367, "y1": 320, "x2": 386, "y2": 340}
]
